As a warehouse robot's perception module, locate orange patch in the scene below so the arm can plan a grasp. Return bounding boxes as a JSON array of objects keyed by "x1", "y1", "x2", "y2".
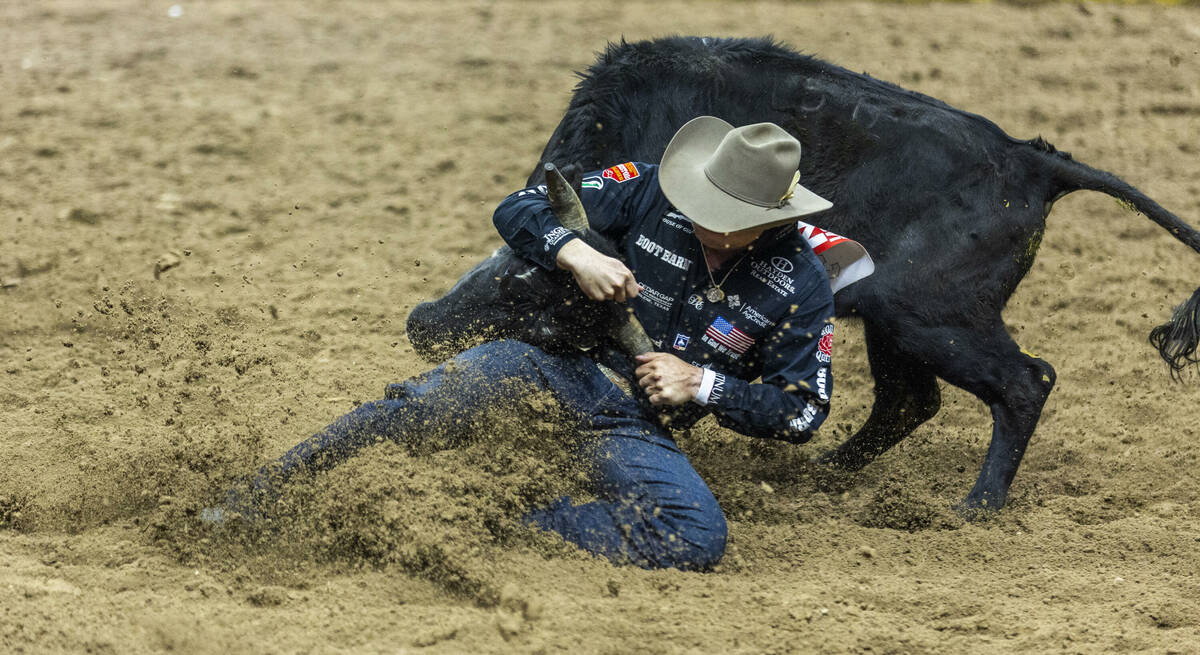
[{"x1": 601, "y1": 162, "x2": 640, "y2": 183}]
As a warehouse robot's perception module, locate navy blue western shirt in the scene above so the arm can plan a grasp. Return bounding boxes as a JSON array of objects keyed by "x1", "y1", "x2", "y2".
[{"x1": 493, "y1": 162, "x2": 835, "y2": 443}]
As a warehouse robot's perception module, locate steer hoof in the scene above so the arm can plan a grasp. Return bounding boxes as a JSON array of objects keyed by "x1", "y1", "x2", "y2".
[{"x1": 952, "y1": 494, "x2": 1005, "y2": 522}]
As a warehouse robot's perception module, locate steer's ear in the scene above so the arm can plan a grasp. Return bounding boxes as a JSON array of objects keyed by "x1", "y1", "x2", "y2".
[
  {"x1": 560, "y1": 162, "x2": 584, "y2": 199},
  {"x1": 544, "y1": 162, "x2": 589, "y2": 233}
]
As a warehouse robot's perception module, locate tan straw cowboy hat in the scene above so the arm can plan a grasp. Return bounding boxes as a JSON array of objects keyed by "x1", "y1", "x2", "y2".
[{"x1": 659, "y1": 116, "x2": 832, "y2": 232}]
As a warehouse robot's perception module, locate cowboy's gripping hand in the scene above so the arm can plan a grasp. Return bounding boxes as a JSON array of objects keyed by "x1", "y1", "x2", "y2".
[
  {"x1": 556, "y1": 239, "x2": 640, "y2": 302},
  {"x1": 635, "y1": 352, "x2": 703, "y2": 406}
]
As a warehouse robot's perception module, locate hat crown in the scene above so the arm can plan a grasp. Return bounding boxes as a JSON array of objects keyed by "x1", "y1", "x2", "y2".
[{"x1": 702, "y1": 123, "x2": 802, "y2": 208}]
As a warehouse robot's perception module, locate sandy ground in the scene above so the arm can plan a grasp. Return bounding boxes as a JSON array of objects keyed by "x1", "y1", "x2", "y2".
[{"x1": 3, "y1": 1, "x2": 1200, "y2": 653}]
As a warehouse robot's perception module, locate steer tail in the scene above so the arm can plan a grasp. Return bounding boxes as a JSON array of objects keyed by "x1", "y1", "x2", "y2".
[{"x1": 1040, "y1": 147, "x2": 1200, "y2": 377}]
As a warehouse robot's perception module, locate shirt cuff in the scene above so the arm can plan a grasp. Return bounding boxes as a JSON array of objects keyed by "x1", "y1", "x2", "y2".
[
  {"x1": 694, "y1": 368, "x2": 720, "y2": 405},
  {"x1": 543, "y1": 227, "x2": 578, "y2": 269}
]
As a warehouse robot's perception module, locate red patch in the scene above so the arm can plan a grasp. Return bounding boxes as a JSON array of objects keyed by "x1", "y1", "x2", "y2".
[
  {"x1": 816, "y1": 324, "x2": 834, "y2": 363},
  {"x1": 602, "y1": 162, "x2": 640, "y2": 183},
  {"x1": 798, "y1": 223, "x2": 849, "y2": 255}
]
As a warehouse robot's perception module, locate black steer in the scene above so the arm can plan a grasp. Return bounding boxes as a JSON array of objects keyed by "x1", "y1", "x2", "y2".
[
  {"x1": 411, "y1": 36, "x2": 1200, "y2": 515},
  {"x1": 527, "y1": 36, "x2": 1200, "y2": 513}
]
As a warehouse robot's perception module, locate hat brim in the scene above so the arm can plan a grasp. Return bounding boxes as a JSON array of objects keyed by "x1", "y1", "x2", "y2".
[{"x1": 659, "y1": 116, "x2": 833, "y2": 232}]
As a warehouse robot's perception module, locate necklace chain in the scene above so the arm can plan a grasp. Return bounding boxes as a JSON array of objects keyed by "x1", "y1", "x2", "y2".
[{"x1": 699, "y1": 243, "x2": 749, "y2": 303}]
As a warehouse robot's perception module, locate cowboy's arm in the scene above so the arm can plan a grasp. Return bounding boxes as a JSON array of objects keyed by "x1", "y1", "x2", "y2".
[{"x1": 492, "y1": 163, "x2": 662, "y2": 299}]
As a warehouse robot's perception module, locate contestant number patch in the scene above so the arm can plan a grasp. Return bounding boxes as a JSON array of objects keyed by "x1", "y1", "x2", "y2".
[{"x1": 602, "y1": 162, "x2": 640, "y2": 183}]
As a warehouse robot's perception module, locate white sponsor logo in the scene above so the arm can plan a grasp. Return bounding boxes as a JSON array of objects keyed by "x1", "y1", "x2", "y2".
[
  {"x1": 688, "y1": 293, "x2": 704, "y2": 310},
  {"x1": 636, "y1": 284, "x2": 674, "y2": 312},
  {"x1": 789, "y1": 401, "x2": 820, "y2": 432},
  {"x1": 771, "y1": 256, "x2": 794, "y2": 274},
  {"x1": 816, "y1": 367, "x2": 829, "y2": 401},
  {"x1": 635, "y1": 234, "x2": 693, "y2": 271},
  {"x1": 700, "y1": 334, "x2": 742, "y2": 361},
  {"x1": 662, "y1": 211, "x2": 695, "y2": 233},
  {"x1": 709, "y1": 373, "x2": 726, "y2": 403},
  {"x1": 726, "y1": 294, "x2": 741, "y2": 308},
  {"x1": 543, "y1": 226, "x2": 572, "y2": 250},
  {"x1": 581, "y1": 175, "x2": 604, "y2": 190},
  {"x1": 751, "y1": 259, "x2": 796, "y2": 296},
  {"x1": 737, "y1": 303, "x2": 773, "y2": 329},
  {"x1": 516, "y1": 184, "x2": 548, "y2": 198}
]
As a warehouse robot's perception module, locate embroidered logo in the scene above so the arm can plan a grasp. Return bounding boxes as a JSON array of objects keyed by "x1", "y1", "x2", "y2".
[
  {"x1": 726, "y1": 294, "x2": 742, "y2": 308},
  {"x1": 771, "y1": 256, "x2": 794, "y2": 274},
  {"x1": 709, "y1": 373, "x2": 726, "y2": 404},
  {"x1": 816, "y1": 366, "x2": 829, "y2": 401},
  {"x1": 662, "y1": 211, "x2": 695, "y2": 232},
  {"x1": 687, "y1": 294, "x2": 704, "y2": 310},
  {"x1": 673, "y1": 333, "x2": 690, "y2": 351},
  {"x1": 581, "y1": 175, "x2": 604, "y2": 191},
  {"x1": 543, "y1": 226, "x2": 572, "y2": 251},
  {"x1": 816, "y1": 324, "x2": 834, "y2": 364},
  {"x1": 705, "y1": 316, "x2": 755, "y2": 355},
  {"x1": 635, "y1": 234, "x2": 692, "y2": 270},
  {"x1": 515, "y1": 184, "x2": 548, "y2": 198},
  {"x1": 636, "y1": 284, "x2": 674, "y2": 312},
  {"x1": 789, "y1": 401, "x2": 820, "y2": 432},
  {"x1": 736, "y1": 302, "x2": 773, "y2": 329},
  {"x1": 602, "y1": 162, "x2": 640, "y2": 183},
  {"x1": 751, "y1": 259, "x2": 796, "y2": 296}
]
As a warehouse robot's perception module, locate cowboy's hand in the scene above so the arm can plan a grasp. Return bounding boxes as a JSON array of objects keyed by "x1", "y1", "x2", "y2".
[
  {"x1": 556, "y1": 239, "x2": 640, "y2": 302},
  {"x1": 635, "y1": 352, "x2": 703, "y2": 406}
]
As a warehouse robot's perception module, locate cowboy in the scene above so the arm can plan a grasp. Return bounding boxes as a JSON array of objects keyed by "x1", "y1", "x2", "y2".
[{"x1": 207, "y1": 117, "x2": 835, "y2": 570}]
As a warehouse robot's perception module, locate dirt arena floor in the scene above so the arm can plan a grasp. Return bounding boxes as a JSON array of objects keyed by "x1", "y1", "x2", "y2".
[{"x1": 3, "y1": 1, "x2": 1200, "y2": 653}]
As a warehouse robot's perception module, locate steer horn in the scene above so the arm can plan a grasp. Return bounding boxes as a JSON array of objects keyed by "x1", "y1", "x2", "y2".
[
  {"x1": 543, "y1": 163, "x2": 590, "y2": 233},
  {"x1": 543, "y1": 162, "x2": 656, "y2": 356}
]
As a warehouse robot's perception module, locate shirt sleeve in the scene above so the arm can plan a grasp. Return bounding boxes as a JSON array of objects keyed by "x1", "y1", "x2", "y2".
[
  {"x1": 703, "y1": 274, "x2": 836, "y2": 443},
  {"x1": 492, "y1": 163, "x2": 662, "y2": 269}
]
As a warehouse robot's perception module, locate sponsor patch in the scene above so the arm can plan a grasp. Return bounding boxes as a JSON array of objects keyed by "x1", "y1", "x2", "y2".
[
  {"x1": 789, "y1": 401, "x2": 820, "y2": 432},
  {"x1": 636, "y1": 284, "x2": 674, "y2": 312},
  {"x1": 673, "y1": 333, "x2": 691, "y2": 351},
  {"x1": 709, "y1": 372, "x2": 726, "y2": 404},
  {"x1": 515, "y1": 184, "x2": 549, "y2": 199},
  {"x1": 543, "y1": 226, "x2": 572, "y2": 251},
  {"x1": 602, "y1": 162, "x2": 640, "y2": 183},
  {"x1": 751, "y1": 259, "x2": 796, "y2": 296},
  {"x1": 581, "y1": 175, "x2": 604, "y2": 191},
  {"x1": 705, "y1": 316, "x2": 755, "y2": 355},
  {"x1": 737, "y1": 302, "x2": 773, "y2": 329},
  {"x1": 816, "y1": 366, "x2": 829, "y2": 401},
  {"x1": 816, "y1": 323, "x2": 834, "y2": 364},
  {"x1": 662, "y1": 211, "x2": 695, "y2": 233},
  {"x1": 635, "y1": 234, "x2": 692, "y2": 270},
  {"x1": 798, "y1": 223, "x2": 850, "y2": 255},
  {"x1": 687, "y1": 293, "x2": 704, "y2": 310}
]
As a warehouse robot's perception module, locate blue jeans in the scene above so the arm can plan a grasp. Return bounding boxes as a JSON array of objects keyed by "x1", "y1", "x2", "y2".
[{"x1": 236, "y1": 340, "x2": 727, "y2": 571}]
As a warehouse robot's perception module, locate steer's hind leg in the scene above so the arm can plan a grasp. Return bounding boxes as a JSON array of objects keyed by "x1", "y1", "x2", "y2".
[
  {"x1": 923, "y1": 323, "x2": 1057, "y2": 514},
  {"x1": 818, "y1": 320, "x2": 941, "y2": 470}
]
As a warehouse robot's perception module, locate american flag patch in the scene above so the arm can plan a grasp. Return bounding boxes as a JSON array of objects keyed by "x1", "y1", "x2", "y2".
[{"x1": 705, "y1": 316, "x2": 755, "y2": 354}]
